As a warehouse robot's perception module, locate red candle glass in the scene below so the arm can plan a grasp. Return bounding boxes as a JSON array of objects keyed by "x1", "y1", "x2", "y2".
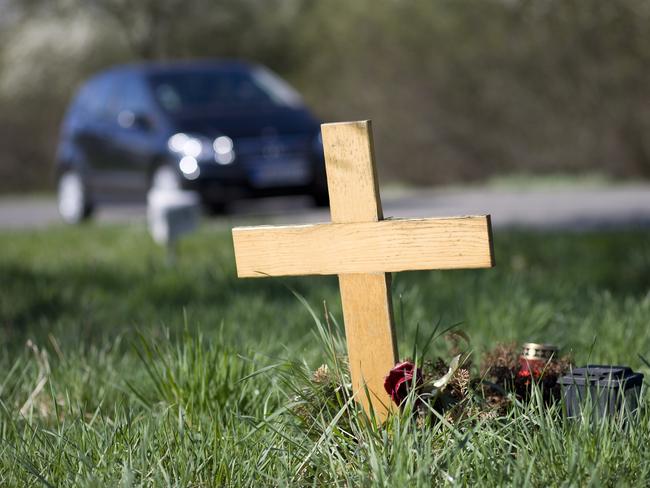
[{"x1": 519, "y1": 343, "x2": 558, "y2": 377}]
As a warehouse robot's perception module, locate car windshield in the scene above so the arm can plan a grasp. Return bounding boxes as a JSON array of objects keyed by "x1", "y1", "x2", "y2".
[{"x1": 148, "y1": 67, "x2": 302, "y2": 113}]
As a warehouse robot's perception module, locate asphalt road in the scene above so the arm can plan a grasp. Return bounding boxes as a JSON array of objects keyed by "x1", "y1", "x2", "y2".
[{"x1": 1, "y1": 184, "x2": 650, "y2": 231}]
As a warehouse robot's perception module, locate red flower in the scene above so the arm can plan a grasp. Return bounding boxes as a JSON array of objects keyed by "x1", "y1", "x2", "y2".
[{"x1": 384, "y1": 361, "x2": 423, "y2": 406}]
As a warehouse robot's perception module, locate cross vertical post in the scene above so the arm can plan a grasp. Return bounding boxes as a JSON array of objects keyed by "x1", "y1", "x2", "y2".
[{"x1": 321, "y1": 121, "x2": 398, "y2": 418}]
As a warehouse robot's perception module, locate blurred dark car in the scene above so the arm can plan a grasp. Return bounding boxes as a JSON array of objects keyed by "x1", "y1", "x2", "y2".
[{"x1": 55, "y1": 60, "x2": 328, "y2": 223}]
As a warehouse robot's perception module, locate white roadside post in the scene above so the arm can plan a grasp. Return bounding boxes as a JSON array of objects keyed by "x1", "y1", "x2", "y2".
[{"x1": 147, "y1": 187, "x2": 201, "y2": 264}]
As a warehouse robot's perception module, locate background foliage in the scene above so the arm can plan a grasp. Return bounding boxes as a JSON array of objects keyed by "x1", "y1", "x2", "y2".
[{"x1": 2, "y1": 0, "x2": 650, "y2": 192}]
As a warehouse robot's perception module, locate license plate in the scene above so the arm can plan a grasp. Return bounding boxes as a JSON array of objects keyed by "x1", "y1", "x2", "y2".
[{"x1": 249, "y1": 158, "x2": 311, "y2": 188}]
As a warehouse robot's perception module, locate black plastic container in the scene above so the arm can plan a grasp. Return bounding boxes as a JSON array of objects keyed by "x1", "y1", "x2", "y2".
[{"x1": 558, "y1": 365, "x2": 644, "y2": 419}]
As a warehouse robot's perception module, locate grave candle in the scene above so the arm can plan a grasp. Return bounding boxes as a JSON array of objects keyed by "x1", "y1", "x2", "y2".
[{"x1": 519, "y1": 342, "x2": 558, "y2": 375}]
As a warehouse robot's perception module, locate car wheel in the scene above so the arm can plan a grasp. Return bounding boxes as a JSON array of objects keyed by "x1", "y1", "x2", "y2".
[{"x1": 57, "y1": 170, "x2": 93, "y2": 224}]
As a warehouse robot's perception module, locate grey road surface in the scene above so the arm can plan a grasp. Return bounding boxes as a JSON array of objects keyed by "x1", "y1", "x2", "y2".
[{"x1": 1, "y1": 185, "x2": 650, "y2": 231}]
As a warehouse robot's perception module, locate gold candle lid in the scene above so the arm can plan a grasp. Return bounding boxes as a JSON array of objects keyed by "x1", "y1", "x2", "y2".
[{"x1": 521, "y1": 343, "x2": 558, "y2": 361}]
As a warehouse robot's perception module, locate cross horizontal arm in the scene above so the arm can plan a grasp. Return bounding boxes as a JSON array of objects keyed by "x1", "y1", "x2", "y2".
[{"x1": 233, "y1": 215, "x2": 494, "y2": 278}]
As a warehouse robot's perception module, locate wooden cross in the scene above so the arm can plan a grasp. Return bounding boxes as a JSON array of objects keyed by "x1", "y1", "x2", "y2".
[{"x1": 232, "y1": 120, "x2": 495, "y2": 420}]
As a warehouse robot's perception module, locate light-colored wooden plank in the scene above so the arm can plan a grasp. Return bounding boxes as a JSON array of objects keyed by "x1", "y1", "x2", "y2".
[
  {"x1": 321, "y1": 120, "x2": 383, "y2": 223},
  {"x1": 232, "y1": 216, "x2": 494, "y2": 278},
  {"x1": 322, "y1": 120, "x2": 396, "y2": 420},
  {"x1": 339, "y1": 273, "x2": 397, "y2": 417}
]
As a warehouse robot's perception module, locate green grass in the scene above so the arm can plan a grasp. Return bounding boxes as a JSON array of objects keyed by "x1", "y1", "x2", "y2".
[{"x1": 1, "y1": 222, "x2": 650, "y2": 486}]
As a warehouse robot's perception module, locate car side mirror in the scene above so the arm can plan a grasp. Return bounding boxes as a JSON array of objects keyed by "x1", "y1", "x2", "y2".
[{"x1": 118, "y1": 110, "x2": 153, "y2": 131}]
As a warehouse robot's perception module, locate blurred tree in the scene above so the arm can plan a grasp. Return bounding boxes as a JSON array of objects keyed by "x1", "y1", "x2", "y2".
[{"x1": 86, "y1": 0, "x2": 186, "y2": 59}]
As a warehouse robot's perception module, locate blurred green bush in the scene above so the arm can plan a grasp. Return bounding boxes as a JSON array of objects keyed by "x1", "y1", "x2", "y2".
[{"x1": 2, "y1": 0, "x2": 650, "y2": 192}]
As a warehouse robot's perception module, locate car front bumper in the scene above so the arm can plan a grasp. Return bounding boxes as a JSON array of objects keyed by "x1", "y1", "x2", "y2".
[{"x1": 177, "y1": 155, "x2": 327, "y2": 204}]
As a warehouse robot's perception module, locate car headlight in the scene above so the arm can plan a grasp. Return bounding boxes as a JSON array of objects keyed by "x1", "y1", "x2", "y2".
[
  {"x1": 213, "y1": 136, "x2": 235, "y2": 165},
  {"x1": 168, "y1": 132, "x2": 236, "y2": 167},
  {"x1": 178, "y1": 156, "x2": 200, "y2": 180}
]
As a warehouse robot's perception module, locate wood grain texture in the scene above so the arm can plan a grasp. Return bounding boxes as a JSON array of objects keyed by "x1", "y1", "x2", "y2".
[
  {"x1": 338, "y1": 273, "x2": 397, "y2": 417},
  {"x1": 322, "y1": 120, "x2": 396, "y2": 420},
  {"x1": 321, "y1": 121, "x2": 383, "y2": 223},
  {"x1": 232, "y1": 216, "x2": 494, "y2": 278}
]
